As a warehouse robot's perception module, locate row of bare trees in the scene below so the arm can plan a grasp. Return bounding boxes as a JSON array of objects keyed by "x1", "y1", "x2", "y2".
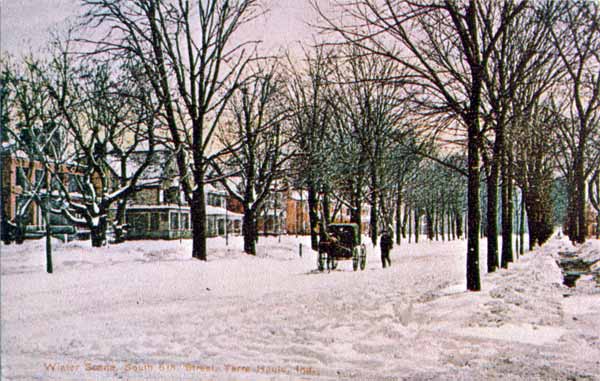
[
  {"x1": 316, "y1": 0, "x2": 600, "y2": 290},
  {"x1": 1, "y1": 1, "x2": 598, "y2": 293}
]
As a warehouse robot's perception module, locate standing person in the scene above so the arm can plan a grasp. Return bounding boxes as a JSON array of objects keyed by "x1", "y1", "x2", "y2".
[{"x1": 380, "y1": 228, "x2": 393, "y2": 268}]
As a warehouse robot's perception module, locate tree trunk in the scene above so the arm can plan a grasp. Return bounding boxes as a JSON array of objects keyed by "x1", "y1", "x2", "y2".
[
  {"x1": 191, "y1": 183, "x2": 207, "y2": 260},
  {"x1": 242, "y1": 207, "x2": 257, "y2": 255},
  {"x1": 402, "y1": 204, "x2": 409, "y2": 239},
  {"x1": 90, "y1": 215, "x2": 107, "y2": 248},
  {"x1": 520, "y1": 189, "x2": 525, "y2": 254},
  {"x1": 322, "y1": 188, "x2": 331, "y2": 225},
  {"x1": 480, "y1": 185, "x2": 487, "y2": 239},
  {"x1": 501, "y1": 152, "x2": 513, "y2": 268},
  {"x1": 486, "y1": 157, "x2": 499, "y2": 273},
  {"x1": 434, "y1": 209, "x2": 439, "y2": 241},
  {"x1": 575, "y1": 152, "x2": 587, "y2": 243},
  {"x1": 524, "y1": 186, "x2": 553, "y2": 249},
  {"x1": 447, "y1": 209, "x2": 452, "y2": 241},
  {"x1": 565, "y1": 178, "x2": 578, "y2": 241},
  {"x1": 114, "y1": 199, "x2": 128, "y2": 244},
  {"x1": 408, "y1": 208, "x2": 412, "y2": 243},
  {"x1": 450, "y1": 210, "x2": 455, "y2": 240},
  {"x1": 307, "y1": 183, "x2": 319, "y2": 251},
  {"x1": 395, "y1": 185, "x2": 402, "y2": 245},
  {"x1": 426, "y1": 209, "x2": 434, "y2": 240},
  {"x1": 370, "y1": 192, "x2": 378, "y2": 246},
  {"x1": 440, "y1": 208, "x2": 445, "y2": 241},
  {"x1": 513, "y1": 184, "x2": 519, "y2": 260},
  {"x1": 466, "y1": 112, "x2": 482, "y2": 291},
  {"x1": 414, "y1": 209, "x2": 420, "y2": 243},
  {"x1": 515, "y1": 193, "x2": 521, "y2": 256},
  {"x1": 455, "y1": 210, "x2": 463, "y2": 239},
  {"x1": 45, "y1": 206, "x2": 53, "y2": 274}
]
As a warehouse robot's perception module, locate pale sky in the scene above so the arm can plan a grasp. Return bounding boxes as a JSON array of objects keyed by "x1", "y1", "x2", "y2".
[{"x1": 0, "y1": 0, "x2": 325, "y2": 57}]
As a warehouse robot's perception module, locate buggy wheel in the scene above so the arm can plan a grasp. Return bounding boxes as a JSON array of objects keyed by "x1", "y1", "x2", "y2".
[
  {"x1": 318, "y1": 251, "x2": 325, "y2": 271},
  {"x1": 360, "y1": 244, "x2": 367, "y2": 270},
  {"x1": 352, "y1": 247, "x2": 359, "y2": 271}
]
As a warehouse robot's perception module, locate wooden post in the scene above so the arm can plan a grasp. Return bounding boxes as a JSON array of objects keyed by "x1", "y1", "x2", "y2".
[{"x1": 45, "y1": 201, "x2": 53, "y2": 274}]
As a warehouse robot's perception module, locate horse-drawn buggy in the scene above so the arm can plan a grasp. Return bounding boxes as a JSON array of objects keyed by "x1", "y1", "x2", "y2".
[{"x1": 317, "y1": 223, "x2": 366, "y2": 271}]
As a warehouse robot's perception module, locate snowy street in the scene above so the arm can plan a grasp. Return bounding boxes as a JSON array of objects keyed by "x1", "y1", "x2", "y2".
[
  {"x1": 3, "y1": 0, "x2": 600, "y2": 379},
  {"x1": 1, "y1": 236, "x2": 599, "y2": 380}
]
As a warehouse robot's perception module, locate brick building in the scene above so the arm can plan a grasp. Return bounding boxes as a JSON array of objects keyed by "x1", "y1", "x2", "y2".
[{"x1": 1, "y1": 151, "x2": 84, "y2": 241}]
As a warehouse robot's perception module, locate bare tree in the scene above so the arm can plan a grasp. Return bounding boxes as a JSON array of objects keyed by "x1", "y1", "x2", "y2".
[
  {"x1": 546, "y1": 0, "x2": 600, "y2": 243},
  {"x1": 1, "y1": 55, "x2": 70, "y2": 272},
  {"x1": 480, "y1": 1, "x2": 563, "y2": 271},
  {"x1": 42, "y1": 44, "x2": 157, "y2": 247},
  {"x1": 212, "y1": 61, "x2": 292, "y2": 255},
  {"x1": 513, "y1": 100, "x2": 555, "y2": 248},
  {"x1": 387, "y1": 136, "x2": 423, "y2": 245},
  {"x1": 285, "y1": 45, "x2": 335, "y2": 250},
  {"x1": 81, "y1": 0, "x2": 259, "y2": 259},
  {"x1": 330, "y1": 48, "x2": 408, "y2": 246},
  {"x1": 317, "y1": 0, "x2": 528, "y2": 291}
]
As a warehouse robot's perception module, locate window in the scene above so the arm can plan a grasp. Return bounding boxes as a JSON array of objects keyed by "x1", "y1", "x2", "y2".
[
  {"x1": 166, "y1": 187, "x2": 178, "y2": 204},
  {"x1": 181, "y1": 213, "x2": 190, "y2": 230},
  {"x1": 129, "y1": 213, "x2": 148, "y2": 231},
  {"x1": 170, "y1": 212, "x2": 179, "y2": 230},
  {"x1": 207, "y1": 218, "x2": 215, "y2": 236},
  {"x1": 150, "y1": 213, "x2": 160, "y2": 231},
  {"x1": 207, "y1": 193, "x2": 222, "y2": 207},
  {"x1": 35, "y1": 169, "x2": 46, "y2": 188},
  {"x1": 15, "y1": 197, "x2": 33, "y2": 224},
  {"x1": 16, "y1": 166, "x2": 27, "y2": 187}
]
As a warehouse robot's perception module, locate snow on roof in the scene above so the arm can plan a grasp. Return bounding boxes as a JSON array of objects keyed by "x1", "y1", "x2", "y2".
[
  {"x1": 206, "y1": 205, "x2": 243, "y2": 218},
  {"x1": 106, "y1": 150, "x2": 175, "y2": 181},
  {"x1": 205, "y1": 183, "x2": 227, "y2": 195}
]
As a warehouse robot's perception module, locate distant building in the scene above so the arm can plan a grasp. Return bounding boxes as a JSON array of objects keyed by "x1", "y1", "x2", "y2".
[
  {"x1": 1, "y1": 150, "x2": 84, "y2": 242},
  {"x1": 1, "y1": 148, "x2": 244, "y2": 242},
  {"x1": 284, "y1": 190, "x2": 309, "y2": 235},
  {"x1": 282, "y1": 190, "x2": 370, "y2": 235},
  {"x1": 118, "y1": 150, "x2": 243, "y2": 240},
  {"x1": 257, "y1": 190, "x2": 286, "y2": 235}
]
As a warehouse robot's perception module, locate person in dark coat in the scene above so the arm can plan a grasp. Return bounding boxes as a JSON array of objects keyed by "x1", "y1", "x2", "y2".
[{"x1": 380, "y1": 228, "x2": 393, "y2": 268}]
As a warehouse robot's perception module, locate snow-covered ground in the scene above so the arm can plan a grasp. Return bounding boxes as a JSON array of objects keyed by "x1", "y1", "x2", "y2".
[{"x1": 1, "y1": 234, "x2": 599, "y2": 380}]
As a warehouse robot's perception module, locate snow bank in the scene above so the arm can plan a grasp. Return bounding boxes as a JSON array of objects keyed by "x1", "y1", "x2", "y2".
[
  {"x1": 1, "y1": 235, "x2": 599, "y2": 380},
  {"x1": 578, "y1": 239, "x2": 600, "y2": 270}
]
